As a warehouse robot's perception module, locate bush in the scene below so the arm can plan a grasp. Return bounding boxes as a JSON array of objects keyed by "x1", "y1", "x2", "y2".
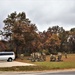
[{"x1": 42, "y1": 49, "x2": 50, "y2": 55}]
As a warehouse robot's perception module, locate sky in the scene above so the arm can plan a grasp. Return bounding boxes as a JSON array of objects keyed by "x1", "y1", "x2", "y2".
[{"x1": 0, "y1": 0, "x2": 75, "y2": 32}]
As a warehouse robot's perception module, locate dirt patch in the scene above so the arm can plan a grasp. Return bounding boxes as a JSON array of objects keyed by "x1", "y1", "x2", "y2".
[{"x1": 0, "y1": 61, "x2": 35, "y2": 67}]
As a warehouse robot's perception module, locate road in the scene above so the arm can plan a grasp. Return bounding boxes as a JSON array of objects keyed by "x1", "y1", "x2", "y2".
[{"x1": 0, "y1": 70, "x2": 75, "y2": 75}]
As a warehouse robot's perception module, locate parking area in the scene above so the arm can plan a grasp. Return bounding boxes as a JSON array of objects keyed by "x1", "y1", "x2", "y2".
[{"x1": 0, "y1": 61, "x2": 35, "y2": 67}]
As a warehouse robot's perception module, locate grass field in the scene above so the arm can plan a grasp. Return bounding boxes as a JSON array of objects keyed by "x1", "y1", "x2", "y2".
[
  {"x1": 0, "y1": 54, "x2": 75, "y2": 71},
  {"x1": 33, "y1": 54, "x2": 75, "y2": 69}
]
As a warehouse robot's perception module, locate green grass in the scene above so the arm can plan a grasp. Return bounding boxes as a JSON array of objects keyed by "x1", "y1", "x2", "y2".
[
  {"x1": 0, "y1": 66, "x2": 47, "y2": 71},
  {"x1": 35, "y1": 61, "x2": 75, "y2": 69}
]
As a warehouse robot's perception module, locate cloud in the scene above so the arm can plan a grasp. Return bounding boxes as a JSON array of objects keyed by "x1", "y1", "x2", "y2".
[{"x1": 0, "y1": 0, "x2": 75, "y2": 31}]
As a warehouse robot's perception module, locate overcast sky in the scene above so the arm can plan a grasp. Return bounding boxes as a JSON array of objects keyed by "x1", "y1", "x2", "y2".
[{"x1": 0, "y1": 0, "x2": 75, "y2": 32}]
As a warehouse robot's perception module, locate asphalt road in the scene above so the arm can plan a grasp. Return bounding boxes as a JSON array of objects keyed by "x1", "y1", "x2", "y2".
[
  {"x1": 39, "y1": 71, "x2": 75, "y2": 75},
  {"x1": 0, "y1": 71, "x2": 75, "y2": 75}
]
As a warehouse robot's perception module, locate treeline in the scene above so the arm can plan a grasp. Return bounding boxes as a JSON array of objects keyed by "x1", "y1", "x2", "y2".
[{"x1": 0, "y1": 12, "x2": 75, "y2": 57}]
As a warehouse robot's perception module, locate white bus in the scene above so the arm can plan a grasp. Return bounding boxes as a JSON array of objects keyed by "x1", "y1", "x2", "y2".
[{"x1": 0, "y1": 52, "x2": 15, "y2": 62}]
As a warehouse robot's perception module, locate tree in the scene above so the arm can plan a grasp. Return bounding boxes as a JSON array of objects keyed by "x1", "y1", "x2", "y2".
[
  {"x1": 67, "y1": 28, "x2": 75, "y2": 53},
  {"x1": 45, "y1": 34, "x2": 61, "y2": 54},
  {"x1": 48, "y1": 26, "x2": 65, "y2": 34},
  {"x1": 3, "y1": 12, "x2": 38, "y2": 57},
  {"x1": 46, "y1": 26, "x2": 65, "y2": 53},
  {"x1": 0, "y1": 41, "x2": 8, "y2": 51}
]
